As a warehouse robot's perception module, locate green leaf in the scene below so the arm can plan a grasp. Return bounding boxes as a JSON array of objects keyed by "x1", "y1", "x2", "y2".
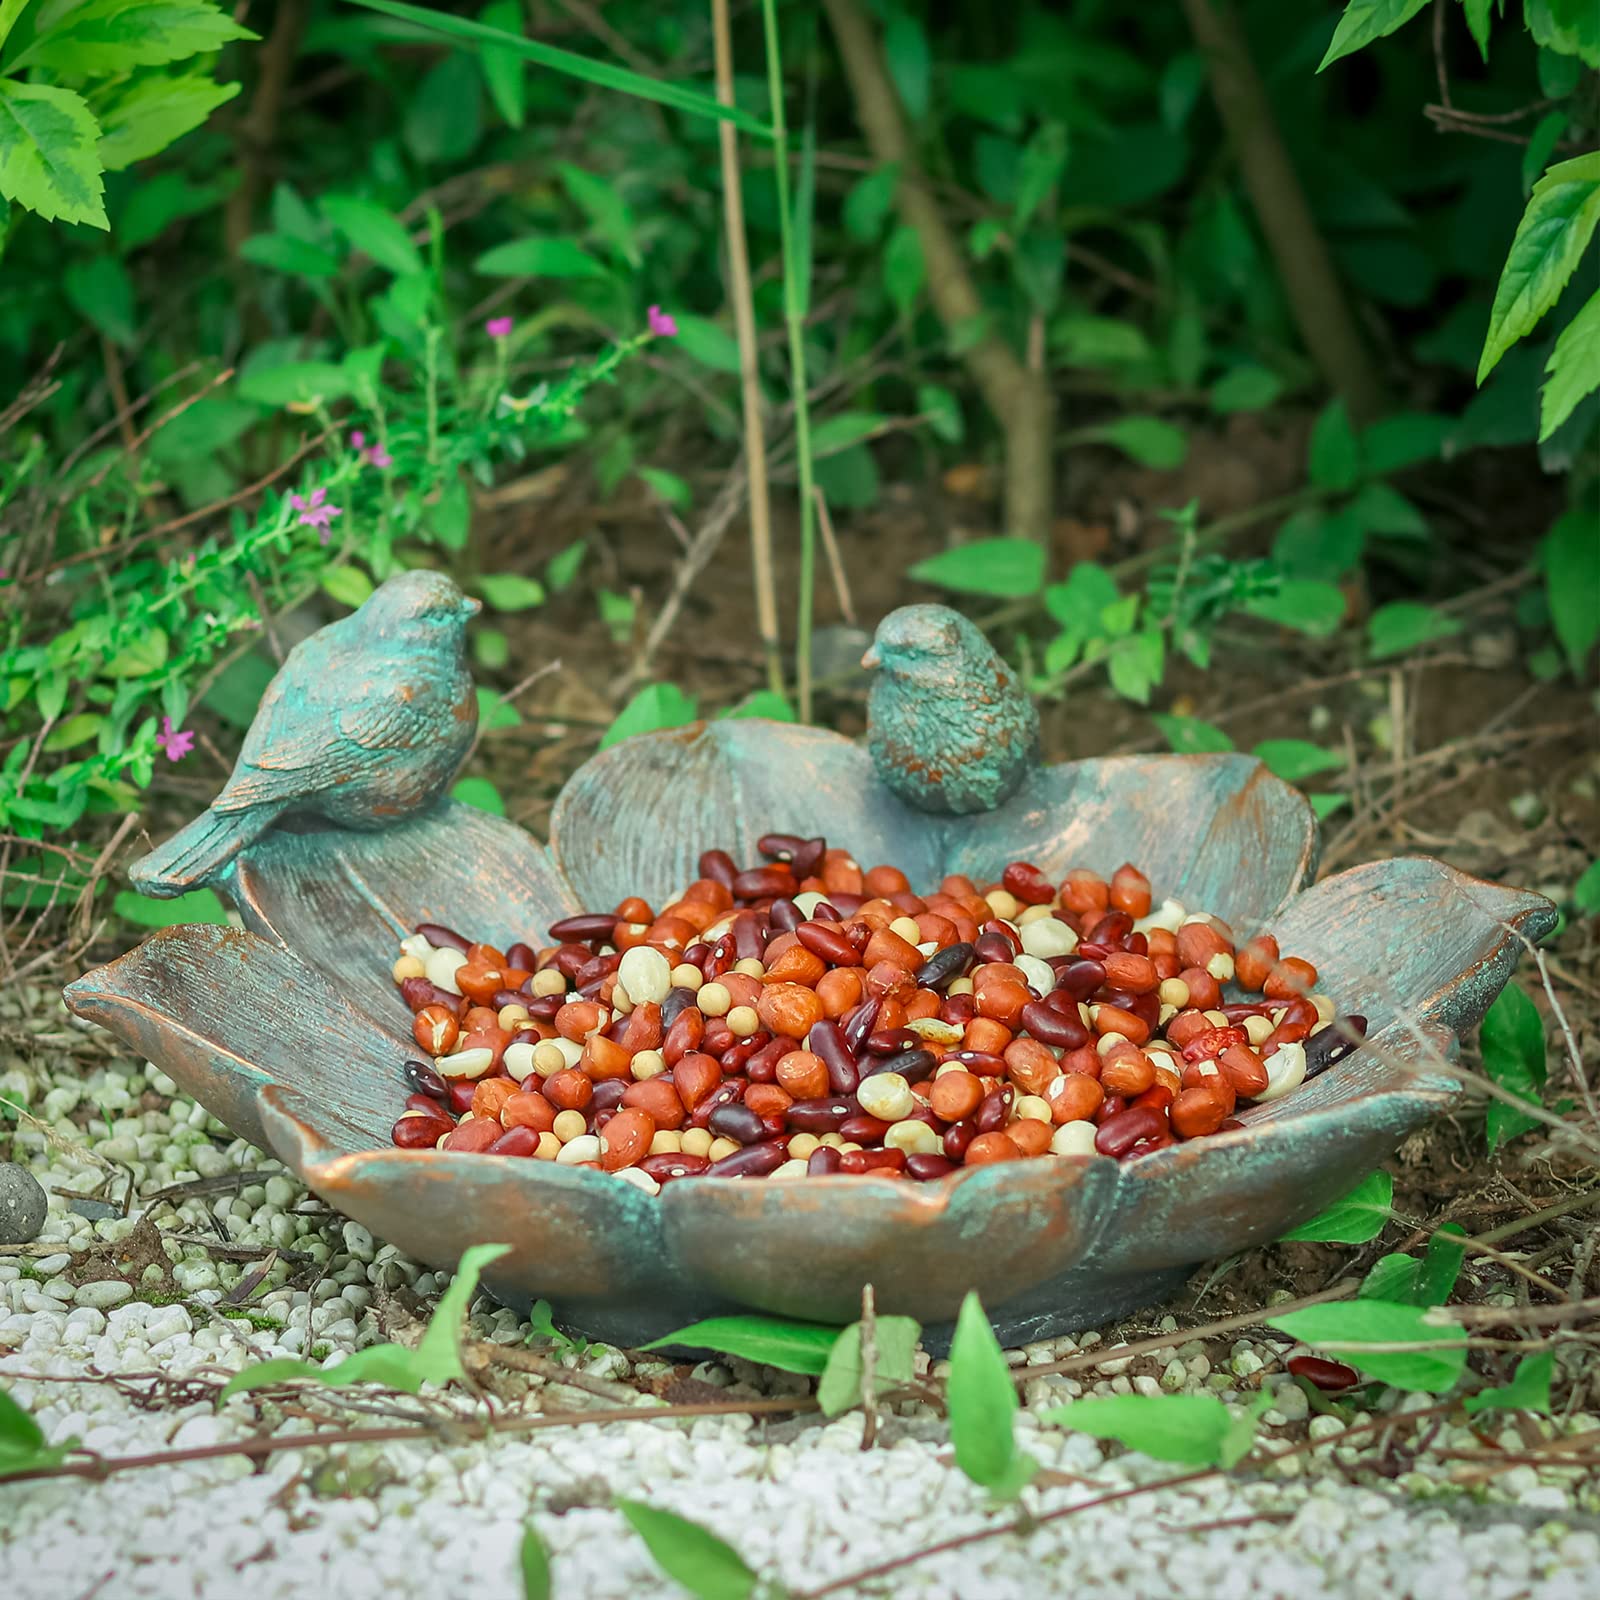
[
  {"x1": 1267, "y1": 1300, "x2": 1466, "y2": 1392},
  {"x1": 1243, "y1": 578, "x2": 1348, "y2": 638},
  {"x1": 477, "y1": 574, "x2": 546, "y2": 612},
  {"x1": 600, "y1": 683, "x2": 698, "y2": 750},
  {"x1": 559, "y1": 161, "x2": 639, "y2": 268},
  {"x1": 1107, "y1": 629, "x2": 1164, "y2": 705},
  {"x1": 476, "y1": 688, "x2": 520, "y2": 730},
  {"x1": 520, "y1": 1526, "x2": 551, "y2": 1600},
  {"x1": 0, "y1": 80, "x2": 107, "y2": 228},
  {"x1": 1012, "y1": 120, "x2": 1068, "y2": 232},
  {"x1": 479, "y1": 0, "x2": 526, "y2": 128},
  {"x1": 347, "y1": 0, "x2": 771, "y2": 137},
  {"x1": 1044, "y1": 562, "x2": 1119, "y2": 631},
  {"x1": 916, "y1": 383, "x2": 963, "y2": 443},
  {"x1": 1573, "y1": 858, "x2": 1600, "y2": 914},
  {"x1": 1461, "y1": 0, "x2": 1494, "y2": 59},
  {"x1": 237, "y1": 358, "x2": 350, "y2": 407},
  {"x1": 640, "y1": 1316, "x2": 840, "y2": 1375},
  {"x1": 1281, "y1": 1170, "x2": 1393, "y2": 1243},
  {"x1": 907, "y1": 537, "x2": 1044, "y2": 599},
  {"x1": 42, "y1": 712, "x2": 105, "y2": 753},
  {"x1": 1545, "y1": 507, "x2": 1600, "y2": 677},
  {"x1": 405, "y1": 53, "x2": 482, "y2": 164},
  {"x1": 1311, "y1": 792, "x2": 1350, "y2": 821},
  {"x1": 615, "y1": 1501, "x2": 762, "y2": 1600},
  {"x1": 884, "y1": 11, "x2": 930, "y2": 120},
  {"x1": 947, "y1": 1292, "x2": 1036, "y2": 1498},
  {"x1": 1480, "y1": 983, "x2": 1547, "y2": 1151},
  {"x1": 883, "y1": 223, "x2": 924, "y2": 317},
  {"x1": 1318, "y1": 0, "x2": 1430, "y2": 71},
  {"x1": 1359, "y1": 412, "x2": 1452, "y2": 474},
  {"x1": 1540, "y1": 286, "x2": 1600, "y2": 441},
  {"x1": 718, "y1": 690, "x2": 796, "y2": 722},
  {"x1": 810, "y1": 411, "x2": 891, "y2": 459},
  {"x1": 1361, "y1": 1225, "x2": 1466, "y2": 1307},
  {"x1": 1052, "y1": 316, "x2": 1151, "y2": 369},
  {"x1": 1350, "y1": 483, "x2": 1429, "y2": 542},
  {"x1": 0, "y1": 1385, "x2": 75, "y2": 1480},
  {"x1": 1046, "y1": 1394, "x2": 1259, "y2": 1467},
  {"x1": 816, "y1": 1315, "x2": 920, "y2": 1418},
  {"x1": 64, "y1": 254, "x2": 135, "y2": 344},
  {"x1": 1210, "y1": 364, "x2": 1284, "y2": 413},
  {"x1": 117, "y1": 168, "x2": 228, "y2": 249},
  {"x1": 451, "y1": 776, "x2": 504, "y2": 815},
  {"x1": 1308, "y1": 398, "x2": 1361, "y2": 489},
  {"x1": 474, "y1": 237, "x2": 608, "y2": 279},
  {"x1": 1527, "y1": 0, "x2": 1600, "y2": 66},
  {"x1": 22, "y1": 0, "x2": 256, "y2": 73},
  {"x1": 1367, "y1": 602, "x2": 1462, "y2": 659},
  {"x1": 221, "y1": 1243, "x2": 508, "y2": 1401},
  {"x1": 546, "y1": 539, "x2": 586, "y2": 592},
  {"x1": 637, "y1": 467, "x2": 691, "y2": 509},
  {"x1": 239, "y1": 231, "x2": 342, "y2": 279},
  {"x1": 321, "y1": 195, "x2": 423, "y2": 276},
  {"x1": 1478, "y1": 152, "x2": 1600, "y2": 384},
  {"x1": 105, "y1": 629, "x2": 169, "y2": 677},
  {"x1": 320, "y1": 566, "x2": 374, "y2": 608},
  {"x1": 1252, "y1": 739, "x2": 1344, "y2": 783},
  {"x1": 672, "y1": 313, "x2": 742, "y2": 374},
  {"x1": 842, "y1": 162, "x2": 898, "y2": 243},
  {"x1": 96, "y1": 74, "x2": 239, "y2": 171},
  {"x1": 113, "y1": 888, "x2": 230, "y2": 928},
  {"x1": 1078, "y1": 416, "x2": 1188, "y2": 469},
  {"x1": 1464, "y1": 1352, "x2": 1554, "y2": 1415},
  {"x1": 1153, "y1": 714, "x2": 1234, "y2": 754}
]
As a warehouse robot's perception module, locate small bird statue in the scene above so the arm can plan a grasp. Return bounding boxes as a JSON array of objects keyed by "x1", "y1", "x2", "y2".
[
  {"x1": 863, "y1": 603, "x2": 1040, "y2": 815},
  {"x1": 131, "y1": 571, "x2": 481, "y2": 896}
]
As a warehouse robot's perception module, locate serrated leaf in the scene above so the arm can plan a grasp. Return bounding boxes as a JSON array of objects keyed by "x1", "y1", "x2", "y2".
[
  {"x1": 600, "y1": 683, "x2": 697, "y2": 750},
  {"x1": 1318, "y1": 0, "x2": 1430, "y2": 71},
  {"x1": 1480, "y1": 983, "x2": 1546, "y2": 1151},
  {"x1": 1463, "y1": 1352, "x2": 1554, "y2": 1415},
  {"x1": 616, "y1": 1502, "x2": 761, "y2": 1600},
  {"x1": 1252, "y1": 738, "x2": 1344, "y2": 782},
  {"x1": 520, "y1": 1526, "x2": 551, "y2": 1600},
  {"x1": 1478, "y1": 152, "x2": 1600, "y2": 384},
  {"x1": 0, "y1": 80, "x2": 107, "y2": 228},
  {"x1": 475, "y1": 236, "x2": 608, "y2": 279},
  {"x1": 1544, "y1": 506, "x2": 1600, "y2": 675},
  {"x1": 1267, "y1": 1299, "x2": 1466, "y2": 1392},
  {"x1": 1308, "y1": 398, "x2": 1360, "y2": 489},
  {"x1": 321, "y1": 195, "x2": 423, "y2": 276},
  {"x1": 113, "y1": 888, "x2": 229, "y2": 928},
  {"x1": 948, "y1": 1292, "x2": 1036, "y2": 1498},
  {"x1": 641, "y1": 1315, "x2": 839, "y2": 1374},
  {"x1": 1013, "y1": 120, "x2": 1068, "y2": 232},
  {"x1": 1360, "y1": 411, "x2": 1452, "y2": 474},
  {"x1": 480, "y1": 0, "x2": 526, "y2": 128},
  {"x1": 908, "y1": 537, "x2": 1044, "y2": 599},
  {"x1": 477, "y1": 574, "x2": 546, "y2": 612},
  {"x1": 96, "y1": 74, "x2": 239, "y2": 171},
  {"x1": 816, "y1": 1314, "x2": 920, "y2": 1418},
  {"x1": 1046, "y1": 1393, "x2": 1259, "y2": 1466},
  {"x1": 1153, "y1": 714, "x2": 1234, "y2": 754},
  {"x1": 1367, "y1": 602, "x2": 1462, "y2": 659},
  {"x1": 22, "y1": 0, "x2": 256, "y2": 73},
  {"x1": 1540, "y1": 286, "x2": 1600, "y2": 441},
  {"x1": 1281, "y1": 1170, "x2": 1392, "y2": 1242}
]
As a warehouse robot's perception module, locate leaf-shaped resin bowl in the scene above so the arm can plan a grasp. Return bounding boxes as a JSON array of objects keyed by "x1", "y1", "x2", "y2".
[{"x1": 64, "y1": 722, "x2": 1555, "y2": 1348}]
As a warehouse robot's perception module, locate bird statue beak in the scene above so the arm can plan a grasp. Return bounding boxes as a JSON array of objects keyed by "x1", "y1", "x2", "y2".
[
  {"x1": 860, "y1": 644, "x2": 881, "y2": 670},
  {"x1": 461, "y1": 597, "x2": 482, "y2": 618}
]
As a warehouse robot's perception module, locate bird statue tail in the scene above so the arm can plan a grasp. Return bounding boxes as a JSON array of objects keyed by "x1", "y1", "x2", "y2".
[{"x1": 129, "y1": 805, "x2": 283, "y2": 897}]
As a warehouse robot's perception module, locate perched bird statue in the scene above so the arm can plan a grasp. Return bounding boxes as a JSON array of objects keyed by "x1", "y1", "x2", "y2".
[
  {"x1": 863, "y1": 603, "x2": 1040, "y2": 815},
  {"x1": 131, "y1": 571, "x2": 481, "y2": 896}
]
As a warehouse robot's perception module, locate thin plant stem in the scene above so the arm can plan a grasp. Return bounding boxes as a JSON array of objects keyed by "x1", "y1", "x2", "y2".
[
  {"x1": 424, "y1": 325, "x2": 442, "y2": 467},
  {"x1": 759, "y1": 0, "x2": 818, "y2": 721},
  {"x1": 712, "y1": 0, "x2": 783, "y2": 698}
]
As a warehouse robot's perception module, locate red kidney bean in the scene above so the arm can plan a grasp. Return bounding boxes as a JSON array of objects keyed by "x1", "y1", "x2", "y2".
[
  {"x1": 786, "y1": 1097, "x2": 855, "y2": 1133},
  {"x1": 745, "y1": 1036, "x2": 793, "y2": 1083},
  {"x1": 1084, "y1": 911, "x2": 1133, "y2": 947},
  {"x1": 442, "y1": 1117, "x2": 502, "y2": 1154},
  {"x1": 840, "y1": 1147, "x2": 907, "y2": 1175},
  {"x1": 733, "y1": 867, "x2": 791, "y2": 901},
  {"x1": 809, "y1": 899, "x2": 842, "y2": 923},
  {"x1": 708, "y1": 1103, "x2": 766, "y2": 1144},
  {"x1": 828, "y1": 892, "x2": 866, "y2": 915},
  {"x1": 1019, "y1": 999, "x2": 1088, "y2": 1050},
  {"x1": 488, "y1": 1125, "x2": 541, "y2": 1157},
  {"x1": 1288, "y1": 1355, "x2": 1361, "y2": 1392},
  {"x1": 758, "y1": 833, "x2": 807, "y2": 860},
  {"x1": 691, "y1": 1079, "x2": 747, "y2": 1128},
  {"x1": 1054, "y1": 958, "x2": 1108, "y2": 1000},
  {"x1": 807, "y1": 1146, "x2": 843, "y2": 1176},
  {"x1": 866, "y1": 1028, "x2": 920, "y2": 1056},
  {"x1": 699, "y1": 849, "x2": 738, "y2": 888},
  {"x1": 547, "y1": 912, "x2": 621, "y2": 943},
  {"x1": 861, "y1": 1048, "x2": 937, "y2": 1085},
  {"x1": 447, "y1": 1081, "x2": 477, "y2": 1115},
  {"x1": 914, "y1": 941, "x2": 975, "y2": 991},
  {"x1": 792, "y1": 837, "x2": 827, "y2": 879},
  {"x1": 708, "y1": 1140, "x2": 788, "y2": 1178},
  {"x1": 975, "y1": 1086, "x2": 1014, "y2": 1132},
  {"x1": 525, "y1": 994, "x2": 563, "y2": 1022},
  {"x1": 702, "y1": 1018, "x2": 735, "y2": 1056},
  {"x1": 905, "y1": 1153, "x2": 956, "y2": 1181},
  {"x1": 945, "y1": 1049, "x2": 1006, "y2": 1075},
  {"x1": 943, "y1": 1118, "x2": 977, "y2": 1160},
  {"x1": 734, "y1": 913, "x2": 770, "y2": 961},
  {"x1": 392, "y1": 1114, "x2": 451, "y2": 1148},
  {"x1": 1094, "y1": 1104, "x2": 1166, "y2": 1157},
  {"x1": 1305, "y1": 1016, "x2": 1367, "y2": 1080},
  {"x1": 550, "y1": 945, "x2": 591, "y2": 980},
  {"x1": 768, "y1": 897, "x2": 805, "y2": 933},
  {"x1": 973, "y1": 931, "x2": 1016, "y2": 965},
  {"x1": 796, "y1": 922, "x2": 859, "y2": 966},
  {"x1": 404, "y1": 1092, "x2": 440, "y2": 1116},
  {"x1": 720, "y1": 1034, "x2": 769, "y2": 1074},
  {"x1": 805, "y1": 1018, "x2": 859, "y2": 1095},
  {"x1": 415, "y1": 921, "x2": 470, "y2": 952},
  {"x1": 575, "y1": 952, "x2": 621, "y2": 990},
  {"x1": 506, "y1": 942, "x2": 537, "y2": 971},
  {"x1": 1220, "y1": 1002, "x2": 1274, "y2": 1021},
  {"x1": 841, "y1": 998, "x2": 881, "y2": 1055},
  {"x1": 1002, "y1": 861, "x2": 1054, "y2": 905},
  {"x1": 840, "y1": 1112, "x2": 890, "y2": 1144},
  {"x1": 940, "y1": 993, "x2": 977, "y2": 1026},
  {"x1": 658, "y1": 988, "x2": 696, "y2": 1031},
  {"x1": 591, "y1": 1080, "x2": 629, "y2": 1113},
  {"x1": 404, "y1": 1059, "x2": 448, "y2": 1099},
  {"x1": 399, "y1": 976, "x2": 465, "y2": 1016},
  {"x1": 640, "y1": 1152, "x2": 712, "y2": 1183}
]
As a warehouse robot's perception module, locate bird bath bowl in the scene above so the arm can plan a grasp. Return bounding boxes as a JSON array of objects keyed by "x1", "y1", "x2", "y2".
[{"x1": 65, "y1": 719, "x2": 1554, "y2": 1349}]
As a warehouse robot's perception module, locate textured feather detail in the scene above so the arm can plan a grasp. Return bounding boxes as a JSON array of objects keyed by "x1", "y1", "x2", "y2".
[{"x1": 128, "y1": 803, "x2": 282, "y2": 897}]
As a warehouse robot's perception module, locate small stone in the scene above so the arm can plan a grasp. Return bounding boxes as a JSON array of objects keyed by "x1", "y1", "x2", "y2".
[
  {"x1": 0, "y1": 1162, "x2": 47, "y2": 1244},
  {"x1": 74, "y1": 1279, "x2": 134, "y2": 1309}
]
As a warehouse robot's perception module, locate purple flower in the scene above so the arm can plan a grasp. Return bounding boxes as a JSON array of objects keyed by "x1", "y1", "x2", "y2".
[
  {"x1": 352, "y1": 431, "x2": 392, "y2": 469},
  {"x1": 486, "y1": 316, "x2": 514, "y2": 339},
  {"x1": 155, "y1": 717, "x2": 195, "y2": 763},
  {"x1": 647, "y1": 305, "x2": 678, "y2": 338},
  {"x1": 290, "y1": 487, "x2": 342, "y2": 545}
]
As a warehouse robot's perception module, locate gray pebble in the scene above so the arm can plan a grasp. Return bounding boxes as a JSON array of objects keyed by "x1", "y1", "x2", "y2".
[{"x1": 0, "y1": 1162, "x2": 47, "y2": 1245}]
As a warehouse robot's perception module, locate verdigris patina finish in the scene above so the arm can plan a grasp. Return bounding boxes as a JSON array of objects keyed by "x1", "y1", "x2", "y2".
[{"x1": 66, "y1": 597, "x2": 1557, "y2": 1347}]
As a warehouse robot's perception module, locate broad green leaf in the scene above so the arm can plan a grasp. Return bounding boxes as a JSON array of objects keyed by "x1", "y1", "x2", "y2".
[
  {"x1": 1540, "y1": 287, "x2": 1600, "y2": 440},
  {"x1": 1573, "y1": 858, "x2": 1600, "y2": 914},
  {"x1": 1052, "y1": 316, "x2": 1151, "y2": 368},
  {"x1": 1527, "y1": 0, "x2": 1600, "y2": 66},
  {"x1": 1462, "y1": 0, "x2": 1494, "y2": 59},
  {"x1": 884, "y1": 223, "x2": 924, "y2": 316},
  {"x1": 479, "y1": 0, "x2": 526, "y2": 128},
  {"x1": 1280, "y1": 1171, "x2": 1392, "y2": 1242},
  {"x1": 885, "y1": 12, "x2": 931, "y2": 121},
  {"x1": 320, "y1": 566, "x2": 374, "y2": 608},
  {"x1": 1079, "y1": 415, "x2": 1188, "y2": 469},
  {"x1": 1272, "y1": 507, "x2": 1365, "y2": 581},
  {"x1": 117, "y1": 169, "x2": 228, "y2": 249},
  {"x1": 615, "y1": 1502, "x2": 761, "y2": 1600},
  {"x1": 1480, "y1": 983, "x2": 1547, "y2": 1151},
  {"x1": 105, "y1": 629, "x2": 169, "y2": 677},
  {"x1": 1013, "y1": 121, "x2": 1068, "y2": 232},
  {"x1": 476, "y1": 688, "x2": 521, "y2": 730},
  {"x1": 600, "y1": 683, "x2": 698, "y2": 750},
  {"x1": 1153, "y1": 714, "x2": 1234, "y2": 754},
  {"x1": 1252, "y1": 739, "x2": 1344, "y2": 783},
  {"x1": 842, "y1": 162, "x2": 898, "y2": 243},
  {"x1": 0, "y1": 1386, "x2": 76, "y2": 1480},
  {"x1": 113, "y1": 888, "x2": 230, "y2": 928},
  {"x1": 475, "y1": 237, "x2": 607, "y2": 279},
  {"x1": 1044, "y1": 562, "x2": 1119, "y2": 631},
  {"x1": 1522, "y1": 111, "x2": 1569, "y2": 199},
  {"x1": 810, "y1": 411, "x2": 891, "y2": 459},
  {"x1": 1311, "y1": 792, "x2": 1350, "y2": 820},
  {"x1": 1046, "y1": 1394, "x2": 1260, "y2": 1467},
  {"x1": 64, "y1": 254, "x2": 135, "y2": 344},
  {"x1": 0, "y1": 80, "x2": 107, "y2": 227},
  {"x1": 1359, "y1": 411, "x2": 1452, "y2": 474},
  {"x1": 237, "y1": 359, "x2": 350, "y2": 407},
  {"x1": 451, "y1": 777, "x2": 504, "y2": 815},
  {"x1": 520, "y1": 1526, "x2": 551, "y2": 1600},
  {"x1": 559, "y1": 161, "x2": 639, "y2": 267},
  {"x1": 816, "y1": 1315, "x2": 920, "y2": 1418},
  {"x1": 1210, "y1": 364, "x2": 1284, "y2": 413},
  {"x1": 239, "y1": 232, "x2": 342, "y2": 279},
  {"x1": 1267, "y1": 1300, "x2": 1467, "y2": 1392},
  {"x1": 1107, "y1": 629, "x2": 1165, "y2": 704},
  {"x1": 96, "y1": 74, "x2": 239, "y2": 171},
  {"x1": 322, "y1": 195, "x2": 423, "y2": 276},
  {"x1": 718, "y1": 690, "x2": 796, "y2": 722},
  {"x1": 1308, "y1": 398, "x2": 1360, "y2": 489},
  {"x1": 1350, "y1": 483, "x2": 1429, "y2": 541},
  {"x1": 1367, "y1": 602, "x2": 1462, "y2": 659},
  {"x1": 546, "y1": 540, "x2": 586, "y2": 591},
  {"x1": 637, "y1": 467, "x2": 691, "y2": 509},
  {"x1": 947, "y1": 1292, "x2": 1036, "y2": 1498},
  {"x1": 42, "y1": 712, "x2": 105, "y2": 753},
  {"x1": 1242, "y1": 579, "x2": 1348, "y2": 638},
  {"x1": 916, "y1": 383, "x2": 963, "y2": 443},
  {"x1": 1544, "y1": 507, "x2": 1600, "y2": 677},
  {"x1": 908, "y1": 537, "x2": 1044, "y2": 599},
  {"x1": 1318, "y1": 0, "x2": 1430, "y2": 71},
  {"x1": 1361, "y1": 1225, "x2": 1466, "y2": 1306},
  {"x1": 1463, "y1": 1352, "x2": 1554, "y2": 1415},
  {"x1": 21, "y1": 0, "x2": 256, "y2": 73},
  {"x1": 477, "y1": 574, "x2": 546, "y2": 611},
  {"x1": 672, "y1": 314, "x2": 742, "y2": 374},
  {"x1": 405, "y1": 52, "x2": 482, "y2": 164},
  {"x1": 640, "y1": 1316, "x2": 840, "y2": 1375},
  {"x1": 1478, "y1": 152, "x2": 1600, "y2": 384},
  {"x1": 347, "y1": 0, "x2": 771, "y2": 137}
]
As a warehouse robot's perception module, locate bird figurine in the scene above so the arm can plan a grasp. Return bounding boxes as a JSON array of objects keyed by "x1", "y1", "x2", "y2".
[
  {"x1": 131, "y1": 570, "x2": 481, "y2": 896},
  {"x1": 862, "y1": 603, "x2": 1040, "y2": 815}
]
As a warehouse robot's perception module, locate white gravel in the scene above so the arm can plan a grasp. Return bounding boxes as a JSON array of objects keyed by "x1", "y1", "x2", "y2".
[{"x1": 3, "y1": 1001, "x2": 1598, "y2": 1599}]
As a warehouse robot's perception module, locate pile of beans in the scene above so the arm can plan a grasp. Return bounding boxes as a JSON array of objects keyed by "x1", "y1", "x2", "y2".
[{"x1": 388, "y1": 838, "x2": 1366, "y2": 1194}]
